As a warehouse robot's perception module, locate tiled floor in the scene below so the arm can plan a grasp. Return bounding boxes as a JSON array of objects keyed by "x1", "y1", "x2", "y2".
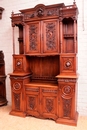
[{"x1": 0, "y1": 105, "x2": 87, "y2": 130}]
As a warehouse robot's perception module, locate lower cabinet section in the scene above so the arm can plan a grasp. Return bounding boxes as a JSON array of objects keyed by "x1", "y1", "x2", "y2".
[
  {"x1": 9, "y1": 76, "x2": 78, "y2": 126},
  {"x1": 25, "y1": 84, "x2": 58, "y2": 121},
  {"x1": 56, "y1": 76, "x2": 78, "y2": 126}
]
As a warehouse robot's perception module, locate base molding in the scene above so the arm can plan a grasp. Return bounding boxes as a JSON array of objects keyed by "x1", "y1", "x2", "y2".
[
  {"x1": 56, "y1": 112, "x2": 78, "y2": 126},
  {"x1": 10, "y1": 110, "x2": 26, "y2": 117}
]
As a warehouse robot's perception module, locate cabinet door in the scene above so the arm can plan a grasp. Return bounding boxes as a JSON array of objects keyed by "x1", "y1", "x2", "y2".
[
  {"x1": 58, "y1": 82, "x2": 76, "y2": 119},
  {"x1": 11, "y1": 80, "x2": 24, "y2": 112},
  {"x1": 25, "y1": 86, "x2": 40, "y2": 117},
  {"x1": 25, "y1": 21, "x2": 41, "y2": 54},
  {"x1": 41, "y1": 87, "x2": 58, "y2": 120},
  {"x1": 42, "y1": 19, "x2": 59, "y2": 54}
]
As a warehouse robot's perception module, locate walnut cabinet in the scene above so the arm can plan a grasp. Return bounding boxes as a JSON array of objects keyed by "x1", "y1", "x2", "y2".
[{"x1": 9, "y1": 2, "x2": 78, "y2": 126}]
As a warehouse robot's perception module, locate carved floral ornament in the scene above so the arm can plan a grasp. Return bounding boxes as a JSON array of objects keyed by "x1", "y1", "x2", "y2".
[
  {"x1": 13, "y1": 82, "x2": 21, "y2": 91},
  {"x1": 62, "y1": 85, "x2": 73, "y2": 95},
  {"x1": 0, "y1": 7, "x2": 4, "y2": 19}
]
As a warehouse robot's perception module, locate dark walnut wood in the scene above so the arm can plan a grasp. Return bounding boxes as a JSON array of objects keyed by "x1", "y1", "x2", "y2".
[
  {"x1": 0, "y1": 51, "x2": 7, "y2": 106},
  {"x1": 9, "y1": 2, "x2": 78, "y2": 126}
]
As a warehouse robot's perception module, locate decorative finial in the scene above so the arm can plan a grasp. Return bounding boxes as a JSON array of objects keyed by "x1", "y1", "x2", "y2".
[
  {"x1": 73, "y1": 0, "x2": 76, "y2": 5},
  {"x1": 0, "y1": 7, "x2": 4, "y2": 19},
  {"x1": 11, "y1": 11, "x2": 14, "y2": 17}
]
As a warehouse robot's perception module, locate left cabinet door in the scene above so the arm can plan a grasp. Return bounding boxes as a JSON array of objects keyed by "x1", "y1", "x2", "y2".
[
  {"x1": 10, "y1": 79, "x2": 26, "y2": 117},
  {"x1": 25, "y1": 21, "x2": 41, "y2": 54},
  {"x1": 25, "y1": 86, "x2": 40, "y2": 117}
]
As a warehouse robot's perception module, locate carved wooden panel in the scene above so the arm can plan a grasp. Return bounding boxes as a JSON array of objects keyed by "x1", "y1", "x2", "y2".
[
  {"x1": 60, "y1": 54, "x2": 76, "y2": 74},
  {"x1": 43, "y1": 19, "x2": 59, "y2": 53},
  {"x1": 14, "y1": 93, "x2": 20, "y2": 110},
  {"x1": 13, "y1": 55, "x2": 30, "y2": 73},
  {"x1": 12, "y1": 82, "x2": 22, "y2": 111},
  {"x1": 26, "y1": 86, "x2": 40, "y2": 117},
  {"x1": 41, "y1": 87, "x2": 58, "y2": 120},
  {"x1": 58, "y1": 82, "x2": 76, "y2": 119},
  {"x1": 25, "y1": 21, "x2": 40, "y2": 54}
]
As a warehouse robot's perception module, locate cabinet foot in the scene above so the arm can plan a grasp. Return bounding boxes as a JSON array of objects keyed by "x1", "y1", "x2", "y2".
[
  {"x1": 10, "y1": 110, "x2": 26, "y2": 117},
  {"x1": 56, "y1": 112, "x2": 78, "y2": 126}
]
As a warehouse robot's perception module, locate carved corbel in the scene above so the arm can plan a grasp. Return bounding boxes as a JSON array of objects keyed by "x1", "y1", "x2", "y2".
[{"x1": 0, "y1": 7, "x2": 4, "y2": 19}]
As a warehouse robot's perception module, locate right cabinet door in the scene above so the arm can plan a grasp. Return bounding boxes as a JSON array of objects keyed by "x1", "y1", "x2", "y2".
[
  {"x1": 41, "y1": 86, "x2": 58, "y2": 120},
  {"x1": 42, "y1": 19, "x2": 59, "y2": 54},
  {"x1": 58, "y1": 81, "x2": 76, "y2": 120}
]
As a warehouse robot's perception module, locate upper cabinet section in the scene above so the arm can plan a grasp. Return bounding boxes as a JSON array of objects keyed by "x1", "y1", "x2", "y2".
[
  {"x1": 11, "y1": 2, "x2": 78, "y2": 55},
  {"x1": 25, "y1": 19, "x2": 59, "y2": 55}
]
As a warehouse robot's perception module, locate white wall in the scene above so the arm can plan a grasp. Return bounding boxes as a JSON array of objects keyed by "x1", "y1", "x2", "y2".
[{"x1": 0, "y1": 0, "x2": 87, "y2": 116}]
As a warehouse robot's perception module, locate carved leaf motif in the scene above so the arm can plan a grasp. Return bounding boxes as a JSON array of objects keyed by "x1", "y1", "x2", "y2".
[
  {"x1": 29, "y1": 97, "x2": 35, "y2": 110},
  {"x1": 46, "y1": 23, "x2": 56, "y2": 50},
  {"x1": 14, "y1": 93, "x2": 20, "y2": 110},
  {"x1": 63, "y1": 98, "x2": 72, "y2": 117},
  {"x1": 29, "y1": 25, "x2": 38, "y2": 51},
  {"x1": 46, "y1": 99, "x2": 53, "y2": 112}
]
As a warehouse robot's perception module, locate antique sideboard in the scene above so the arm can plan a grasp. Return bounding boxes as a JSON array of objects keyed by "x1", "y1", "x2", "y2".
[{"x1": 9, "y1": 1, "x2": 78, "y2": 126}]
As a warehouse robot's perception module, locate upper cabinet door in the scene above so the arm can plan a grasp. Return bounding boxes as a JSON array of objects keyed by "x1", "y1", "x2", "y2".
[
  {"x1": 42, "y1": 19, "x2": 59, "y2": 54},
  {"x1": 25, "y1": 21, "x2": 41, "y2": 54},
  {"x1": 25, "y1": 19, "x2": 59, "y2": 55}
]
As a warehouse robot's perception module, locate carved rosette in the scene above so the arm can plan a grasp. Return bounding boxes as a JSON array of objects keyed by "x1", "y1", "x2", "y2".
[
  {"x1": 62, "y1": 85, "x2": 73, "y2": 95},
  {"x1": 29, "y1": 25, "x2": 38, "y2": 51},
  {"x1": 46, "y1": 98, "x2": 53, "y2": 112},
  {"x1": 15, "y1": 59, "x2": 22, "y2": 70},
  {"x1": 64, "y1": 60, "x2": 72, "y2": 69},
  {"x1": 46, "y1": 23, "x2": 56, "y2": 50},
  {"x1": 13, "y1": 82, "x2": 21, "y2": 91}
]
